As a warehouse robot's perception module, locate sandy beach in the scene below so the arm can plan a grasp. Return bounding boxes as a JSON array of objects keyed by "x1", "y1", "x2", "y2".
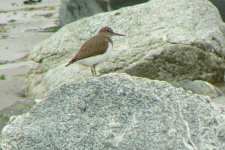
[{"x1": 0, "y1": 0, "x2": 61, "y2": 110}]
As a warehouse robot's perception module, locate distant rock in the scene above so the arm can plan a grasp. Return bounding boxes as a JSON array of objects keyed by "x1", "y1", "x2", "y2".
[
  {"x1": 59, "y1": 0, "x2": 149, "y2": 25},
  {"x1": 96, "y1": 0, "x2": 149, "y2": 12},
  {"x1": 210, "y1": 0, "x2": 225, "y2": 22},
  {"x1": 2, "y1": 74, "x2": 225, "y2": 149},
  {"x1": 173, "y1": 80, "x2": 222, "y2": 98},
  {"x1": 26, "y1": 0, "x2": 225, "y2": 98},
  {"x1": 59, "y1": 0, "x2": 103, "y2": 25}
]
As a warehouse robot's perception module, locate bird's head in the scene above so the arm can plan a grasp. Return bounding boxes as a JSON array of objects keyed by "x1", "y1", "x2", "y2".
[{"x1": 98, "y1": 27, "x2": 125, "y2": 37}]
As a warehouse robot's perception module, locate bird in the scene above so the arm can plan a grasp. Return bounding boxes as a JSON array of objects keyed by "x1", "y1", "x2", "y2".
[{"x1": 65, "y1": 26, "x2": 125, "y2": 76}]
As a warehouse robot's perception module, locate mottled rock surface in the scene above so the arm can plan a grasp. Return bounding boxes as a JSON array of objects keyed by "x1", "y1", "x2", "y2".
[
  {"x1": 2, "y1": 74, "x2": 225, "y2": 149},
  {"x1": 26, "y1": 0, "x2": 225, "y2": 98}
]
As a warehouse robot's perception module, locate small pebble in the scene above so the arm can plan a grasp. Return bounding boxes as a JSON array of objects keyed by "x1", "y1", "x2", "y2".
[{"x1": 0, "y1": 74, "x2": 7, "y2": 80}]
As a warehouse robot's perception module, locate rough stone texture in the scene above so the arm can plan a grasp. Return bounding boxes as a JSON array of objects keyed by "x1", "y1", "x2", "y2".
[
  {"x1": 26, "y1": 0, "x2": 225, "y2": 97},
  {"x1": 59, "y1": 0, "x2": 103, "y2": 25},
  {"x1": 216, "y1": 120, "x2": 225, "y2": 143},
  {"x1": 2, "y1": 74, "x2": 225, "y2": 149}
]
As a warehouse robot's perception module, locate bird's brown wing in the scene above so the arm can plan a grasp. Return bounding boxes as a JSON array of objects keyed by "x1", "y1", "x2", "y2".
[
  {"x1": 75, "y1": 35, "x2": 109, "y2": 61},
  {"x1": 65, "y1": 35, "x2": 109, "y2": 67}
]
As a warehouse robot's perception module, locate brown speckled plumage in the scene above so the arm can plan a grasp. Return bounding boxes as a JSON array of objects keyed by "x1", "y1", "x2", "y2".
[{"x1": 65, "y1": 27, "x2": 124, "y2": 76}]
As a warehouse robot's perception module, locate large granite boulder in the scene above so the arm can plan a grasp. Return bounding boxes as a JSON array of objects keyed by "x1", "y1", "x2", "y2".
[
  {"x1": 25, "y1": 0, "x2": 225, "y2": 97},
  {"x1": 2, "y1": 74, "x2": 225, "y2": 149}
]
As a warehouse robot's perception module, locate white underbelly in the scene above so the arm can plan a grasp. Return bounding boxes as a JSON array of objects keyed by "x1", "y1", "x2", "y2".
[{"x1": 78, "y1": 43, "x2": 113, "y2": 67}]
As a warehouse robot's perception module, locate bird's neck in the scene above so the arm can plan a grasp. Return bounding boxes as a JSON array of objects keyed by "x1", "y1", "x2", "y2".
[
  {"x1": 105, "y1": 35, "x2": 113, "y2": 45},
  {"x1": 99, "y1": 33, "x2": 112, "y2": 38},
  {"x1": 97, "y1": 33, "x2": 113, "y2": 45}
]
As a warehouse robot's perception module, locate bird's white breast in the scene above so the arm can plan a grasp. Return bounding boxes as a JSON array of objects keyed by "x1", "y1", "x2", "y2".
[{"x1": 78, "y1": 42, "x2": 113, "y2": 67}]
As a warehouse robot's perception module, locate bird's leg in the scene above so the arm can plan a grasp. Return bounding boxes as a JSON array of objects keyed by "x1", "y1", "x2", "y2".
[
  {"x1": 91, "y1": 67, "x2": 95, "y2": 77},
  {"x1": 93, "y1": 65, "x2": 97, "y2": 77}
]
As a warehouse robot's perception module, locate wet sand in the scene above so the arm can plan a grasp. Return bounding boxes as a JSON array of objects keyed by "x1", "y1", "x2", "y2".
[
  {"x1": 0, "y1": 62, "x2": 29, "y2": 109},
  {"x1": 0, "y1": 0, "x2": 60, "y2": 111}
]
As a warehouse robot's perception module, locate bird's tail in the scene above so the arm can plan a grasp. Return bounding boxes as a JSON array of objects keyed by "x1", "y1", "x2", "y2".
[{"x1": 65, "y1": 59, "x2": 76, "y2": 67}]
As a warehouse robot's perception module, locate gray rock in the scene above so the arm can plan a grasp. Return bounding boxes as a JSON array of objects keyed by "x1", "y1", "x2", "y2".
[
  {"x1": 0, "y1": 100, "x2": 35, "y2": 133},
  {"x1": 25, "y1": 0, "x2": 225, "y2": 97},
  {"x1": 217, "y1": 124, "x2": 225, "y2": 141},
  {"x1": 59, "y1": 0, "x2": 103, "y2": 25},
  {"x1": 96, "y1": 0, "x2": 149, "y2": 12},
  {"x1": 210, "y1": 0, "x2": 225, "y2": 22},
  {"x1": 2, "y1": 74, "x2": 225, "y2": 149},
  {"x1": 59, "y1": 0, "x2": 149, "y2": 25},
  {"x1": 173, "y1": 80, "x2": 222, "y2": 99}
]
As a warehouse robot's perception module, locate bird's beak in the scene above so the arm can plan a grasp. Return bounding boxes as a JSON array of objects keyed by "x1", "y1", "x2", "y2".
[{"x1": 113, "y1": 32, "x2": 125, "y2": 36}]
